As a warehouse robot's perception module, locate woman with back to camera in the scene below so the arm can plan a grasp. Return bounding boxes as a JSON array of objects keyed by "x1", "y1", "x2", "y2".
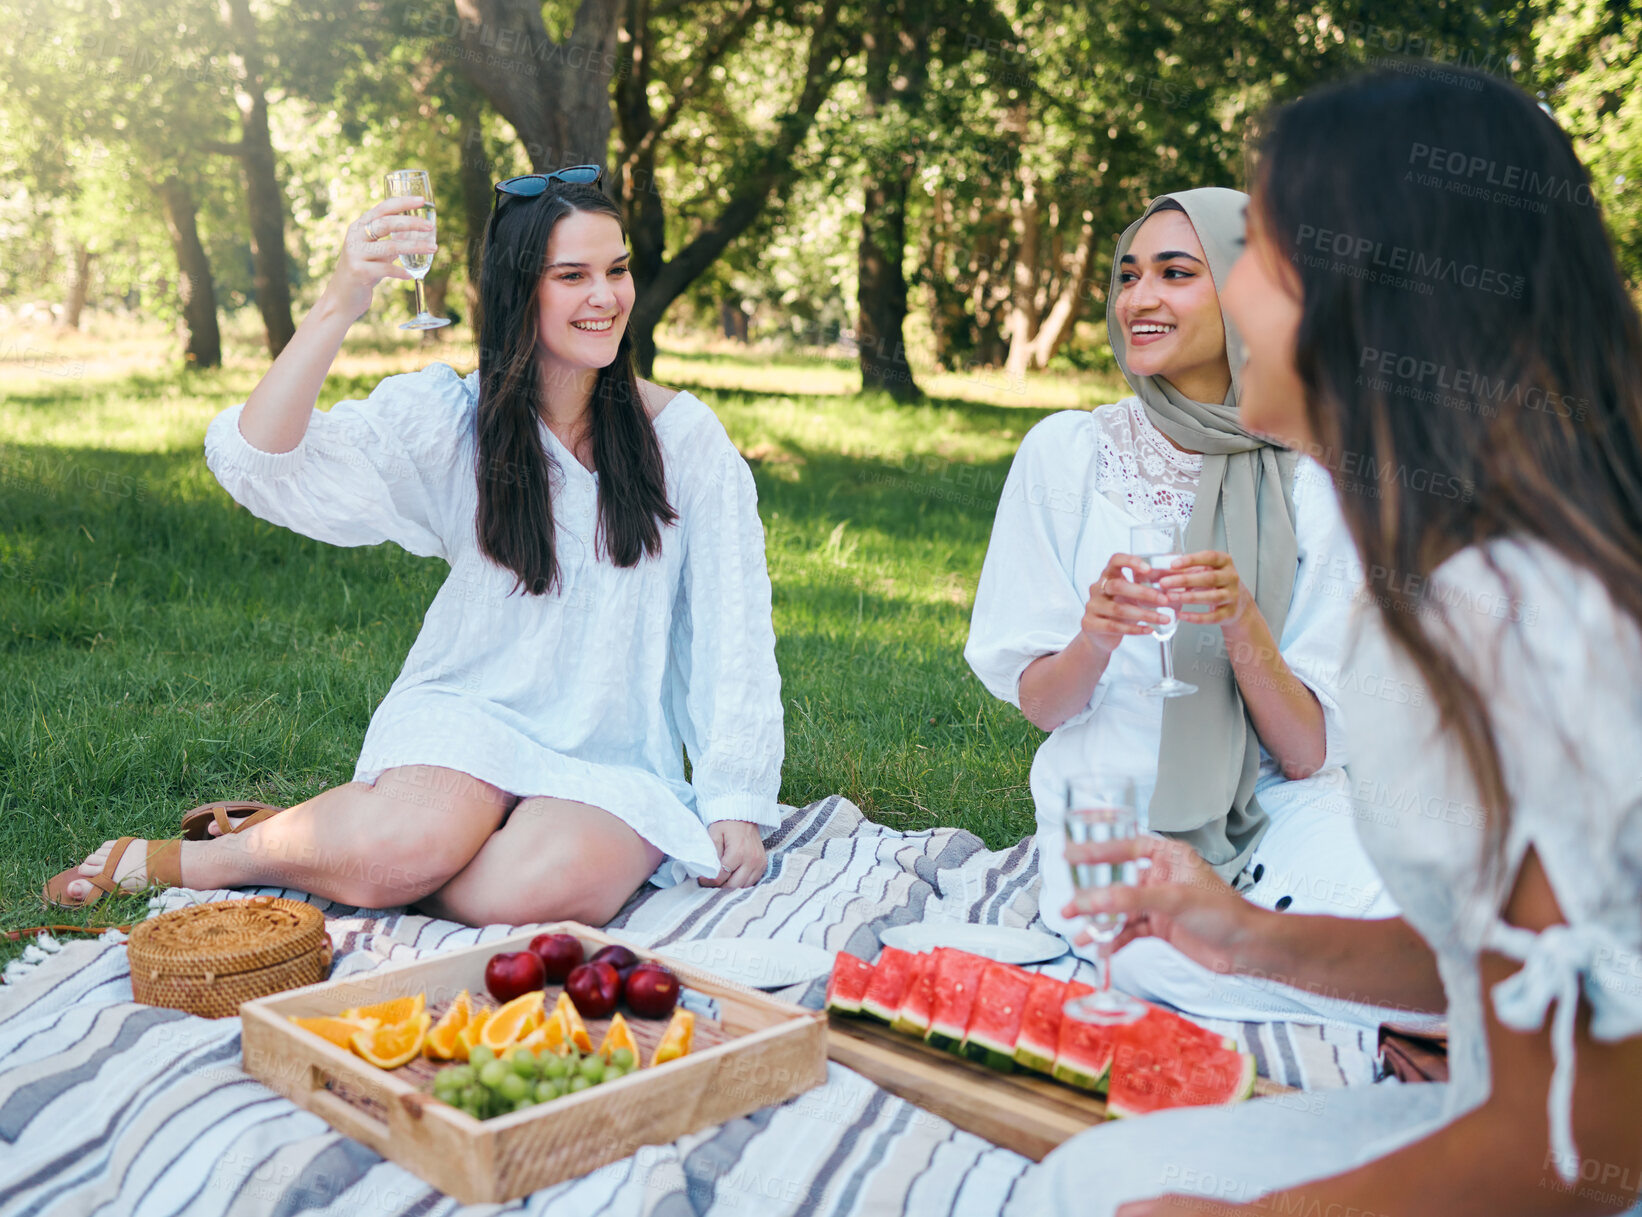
[
  {"x1": 966, "y1": 187, "x2": 1397, "y2": 1022},
  {"x1": 1006, "y1": 65, "x2": 1642, "y2": 1217},
  {"x1": 47, "y1": 166, "x2": 783, "y2": 916}
]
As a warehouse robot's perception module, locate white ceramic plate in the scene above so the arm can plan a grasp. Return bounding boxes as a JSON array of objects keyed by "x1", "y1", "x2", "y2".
[
  {"x1": 658, "y1": 938, "x2": 837, "y2": 990},
  {"x1": 877, "y1": 923, "x2": 1068, "y2": 965}
]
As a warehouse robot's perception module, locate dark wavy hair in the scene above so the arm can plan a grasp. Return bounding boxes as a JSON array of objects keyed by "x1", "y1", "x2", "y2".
[
  {"x1": 1251, "y1": 65, "x2": 1642, "y2": 876},
  {"x1": 473, "y1": 181, "x2": 675, "y2": 595}
]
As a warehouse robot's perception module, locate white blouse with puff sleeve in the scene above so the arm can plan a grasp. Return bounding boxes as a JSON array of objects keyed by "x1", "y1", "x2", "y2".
[
  {"x1": 1008, "y1": 538, "x2": 1642, "y2": 1217},
  {"x1": 203, "y1": 362, "x2": 784, "y2": 886}
]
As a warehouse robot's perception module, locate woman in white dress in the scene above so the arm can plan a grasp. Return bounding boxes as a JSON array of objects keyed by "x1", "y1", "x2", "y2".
[
  {"x1": 1011, "y1": 65, "x2": 1642, "y2": 1216},
  {"x1": 48, "y1": 168, "x2": 783, "y2": 919},
  {"x1": 966, "y1": 188, "x2": 1396, "y2": 1022}
]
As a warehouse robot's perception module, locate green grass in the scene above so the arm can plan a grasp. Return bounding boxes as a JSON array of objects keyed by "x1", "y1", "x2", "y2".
[{"x1": 0, "y1": 333, "x2": 1125, "y2": 966}]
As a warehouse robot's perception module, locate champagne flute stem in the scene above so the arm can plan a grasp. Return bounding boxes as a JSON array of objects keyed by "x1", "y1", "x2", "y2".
[
  {"x1": 1160, "y1": 638, "x2": 1177, "y2": 685},
  {"x1": 414, "y1": 278, "x2": 428, "y2": 318}
]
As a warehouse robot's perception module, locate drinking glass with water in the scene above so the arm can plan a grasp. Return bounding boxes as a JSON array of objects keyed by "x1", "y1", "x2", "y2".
[
  {"x1": 1063, "y1": 772, "x2": 1148, "y2": 1025},
  {"x1": 1129, "y1": 522, "x2": 1196, "y2": 698}
]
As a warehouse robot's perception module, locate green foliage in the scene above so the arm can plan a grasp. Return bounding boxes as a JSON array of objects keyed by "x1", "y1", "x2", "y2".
[
  {"x1": 1535, "y1": 0, "x2": 1642, "y2": 285},
  {"x1": 1, "y1": 0, "x2": 1636, "y2": 355}
]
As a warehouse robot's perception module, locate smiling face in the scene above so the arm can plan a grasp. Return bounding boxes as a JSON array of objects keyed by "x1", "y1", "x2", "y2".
[
  {"x1": 1115, "y1": 208, "x2": 1231, "y2": 404},
  {"x1": 533, "y1": 209, "x2": 635, "y2": 374},
  {"x1": 1221, "y1": 195, "x2": 1313, "y2": 452}
]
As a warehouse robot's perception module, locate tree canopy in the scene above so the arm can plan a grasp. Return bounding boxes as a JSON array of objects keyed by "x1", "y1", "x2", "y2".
[{"x1": 0, "y1": 0, "x2": 1633, "y2": 380}]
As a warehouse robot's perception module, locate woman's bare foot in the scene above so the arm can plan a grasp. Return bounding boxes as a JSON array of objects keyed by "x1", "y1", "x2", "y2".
[{"x1": 65, "y1": 839, "x2": 156, "y2": 902}]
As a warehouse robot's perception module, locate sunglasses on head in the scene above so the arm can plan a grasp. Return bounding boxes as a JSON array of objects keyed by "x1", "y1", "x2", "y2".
[{"x1": 492, "y1": 164, "x2": 603, "y2": 204}]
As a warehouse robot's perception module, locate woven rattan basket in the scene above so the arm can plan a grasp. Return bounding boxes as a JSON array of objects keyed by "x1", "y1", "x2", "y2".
[{"x1": 128, "y1": 896, "x2": 331, "y2": 1018}]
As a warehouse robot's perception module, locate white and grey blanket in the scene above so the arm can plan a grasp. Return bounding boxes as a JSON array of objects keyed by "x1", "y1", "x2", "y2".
[{"x1": 0, "y1": 796, "x2": 1383, "y2": 1215}]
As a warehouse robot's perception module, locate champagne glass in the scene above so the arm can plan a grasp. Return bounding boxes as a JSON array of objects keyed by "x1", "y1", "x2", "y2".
[
  {"x1": 383, "y1": 169, "x2": 449, "y2": 330},
  {"x1": 1129, "y1": 522, "x2": 1196, "y2": 698},
  {"x1": 1063, "y1": 773, "x2": 1149, "y2": 1025}
]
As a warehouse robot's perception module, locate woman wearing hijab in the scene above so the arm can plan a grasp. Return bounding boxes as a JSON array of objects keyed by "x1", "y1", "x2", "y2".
[{"x1": 965, "y1": 187, "x2": 1393, "y2": 1022}]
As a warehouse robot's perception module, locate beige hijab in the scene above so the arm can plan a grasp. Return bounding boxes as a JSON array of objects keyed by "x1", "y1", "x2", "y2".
[{"x1": 1106, "y1": 187, "x2": 1299, "y2": 882}]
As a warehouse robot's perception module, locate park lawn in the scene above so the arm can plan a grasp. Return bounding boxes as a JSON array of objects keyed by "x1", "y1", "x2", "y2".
[{"x1": 0, "y1": 329, "x2": 1126, "y2": 966}]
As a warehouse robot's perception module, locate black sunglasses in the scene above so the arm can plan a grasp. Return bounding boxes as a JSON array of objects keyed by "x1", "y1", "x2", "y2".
[{"x1": 493, "y1": 164, "x2": 603, "y2": 204}]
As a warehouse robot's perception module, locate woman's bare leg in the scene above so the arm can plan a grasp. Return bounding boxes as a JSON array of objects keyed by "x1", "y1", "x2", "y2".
[
  {"x1": 416, "y1": 796, "x2": 665, "y2": 926},
  {"x1": 66, "y1": 766, "x2": 517, "y2": 908}
]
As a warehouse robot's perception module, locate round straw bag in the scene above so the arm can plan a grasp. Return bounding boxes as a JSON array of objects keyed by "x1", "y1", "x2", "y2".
[{"x1": 127, "y1": 896, "x2": 332, "y2": 1018}]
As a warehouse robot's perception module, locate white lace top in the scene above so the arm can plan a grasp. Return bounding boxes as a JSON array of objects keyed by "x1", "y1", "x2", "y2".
[
  {"x1": 203, "y1": 363, "x2": 785, "y2": 887},
  {"x1": 1091, "y1": 397, "x2": 1204, "y2": 527}
]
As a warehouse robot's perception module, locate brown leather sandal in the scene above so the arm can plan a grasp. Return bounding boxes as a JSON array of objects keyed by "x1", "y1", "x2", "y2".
[
  {"x1": 179, "y1": 800, "x2": 284, "y2": 841},
  {"x1": 42, "y1": 838, "x2": 183, "y2": 910}
]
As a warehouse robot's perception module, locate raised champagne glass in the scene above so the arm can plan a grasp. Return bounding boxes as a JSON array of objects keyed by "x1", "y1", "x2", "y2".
[{"x1": 383, "y1": 168, "x2": 449, "y2": 331}]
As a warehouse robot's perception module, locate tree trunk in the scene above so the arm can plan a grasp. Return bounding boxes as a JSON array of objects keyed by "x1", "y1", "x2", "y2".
[
  {"x1": 720, "y1": 299, "x2": 752, "y2": 341},
  {"x1": 1001, "y1": 98, "x2": 1044, "y2": 383},
  {"x1": 856, "y1": 3, "x2": 920, "y2": 401},
  {"x1": 622, "y1": 0, "x2": 854, "y2": 376},
  {"x1": 420, "y1": 273, "x2": 451, "y2": 343},
  {"x1": 60, "y1": 241, "x2": 93, "y2": 330},
  {"x1": 970, "y1": 215, "x2": 1014, "y2": 366},
  {"x1": 225, "y1": 0, "x2": 295, "y2": 356},
  {"x1": 923, "y1": 187, "x2": 972, "y2": 368},
  {"x1": 615, "y1": 0, "x2": 669, "y2": 375},
  {"x1": 450, "y1": 0, "x2": 850, "y2": 377},
  {"x1": 1023, "y1": 214, "x2": 1098, "y2": 368},
  {"x1": 449, "y1": 0, "x2": 621, "y2": 172},
  {"x1": 454, "y1": 97, "x2": 494, "y2": 324},
  {"x1": 156, "y1": 175, "x2": 223, "y2": 369}
]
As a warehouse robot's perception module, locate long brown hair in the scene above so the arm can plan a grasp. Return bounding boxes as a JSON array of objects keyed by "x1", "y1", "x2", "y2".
[
  {"x1": 474, "y1": 181, "x2": 676, "y2": 595},
  {"x1": 1253, "y1": 65, "x2": 1642, "y2": 877}
]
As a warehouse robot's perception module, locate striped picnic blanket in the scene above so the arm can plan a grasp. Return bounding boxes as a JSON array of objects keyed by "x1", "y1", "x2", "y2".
[{"x1": 0, "y1": 796, "x2": 1383, "y2": 1215}]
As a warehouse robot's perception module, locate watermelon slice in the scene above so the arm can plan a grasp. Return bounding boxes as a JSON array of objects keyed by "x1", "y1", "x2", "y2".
[
  {"x1": 960, "y1": 962, "x2": 1035, "y2": 1071},
  {"x1": 889, "y1": 950, "x2": 939, "y2": 1035},
  {"x1": 1015, "y1": 974, "x2": 1091, "y2": 1075},
  {"x1": 1051, "y1": 1005, "x2": 1122, "y2": 1092},
  {"x1": 924, "y1": 949, "x2": 989, "y2": 1052},
  {"x1": 1106, "y1": 1008, "x2": 1256, "y2": 1117},
  {"x1": 860, "y1": 946, "x2": 920, "y2": 1022},
  {"x1": 824, "y1": 952, "x2": 876, "y2": 1016}
]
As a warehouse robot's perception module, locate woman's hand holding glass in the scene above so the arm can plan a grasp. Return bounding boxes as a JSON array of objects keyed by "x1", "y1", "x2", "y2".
[
  {"x1": 1156, "y1": 549, "x2": 1255, "y2": 629},
  {"x1": 325, "y1": 197, "x2": 438, "y2": 322},
  {"x1": 1080, "y1": 552, "x2": 1175, "y2": 654},
  {"x1": 1060, "y1": 833, "x2": 1257, "y2": 980}
]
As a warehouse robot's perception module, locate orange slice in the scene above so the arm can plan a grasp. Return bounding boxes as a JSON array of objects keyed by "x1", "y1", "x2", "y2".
[
  {"x1": 480, "y1": 991, "x2": 546, "y2": 1051},
  {"x1": 424, "y1": 990, "x2": 473, "y2": 1061},
  {"x1": 651, "y1": 1008, "x2": 694, "y2": 1067},
  {"x1": 352, "y1": 1012, "x2": 431, "y2": 1069},
  {"x1": 520, "y1": 1007, "x2": 572, "y2": 1054},
  {"x1": 343, "y1": 992, "x2": 426, "y2": 1025},
  {"x1": 455, "y1": 1007, "x2": 493, "y2": 1062},
  {"x1": 516, "y1": 1023, "x2": 548, "y2": 1052},
  {"x1": 596, "y1": 1012, "x2": 638, "y2": 1062},
  {"x1": 553, "y1": 992, "x2": 593, "y2": 1053},
  {"x1": 288, "y1": 1015, "x2": 378, "y2": 1051}
]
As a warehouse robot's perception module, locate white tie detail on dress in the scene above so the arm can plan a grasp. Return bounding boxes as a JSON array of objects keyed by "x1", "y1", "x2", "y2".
[{"x1": 1486, "y1": 919, "x2": 1642, "y2": 1184}]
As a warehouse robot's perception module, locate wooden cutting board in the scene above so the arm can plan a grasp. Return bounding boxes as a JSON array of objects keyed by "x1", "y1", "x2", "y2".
[{"x1": 825, "y1": 1012, "x2": 1293, "y2": 1161}]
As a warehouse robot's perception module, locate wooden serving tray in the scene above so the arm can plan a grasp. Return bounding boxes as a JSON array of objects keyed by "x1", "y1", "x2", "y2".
[
  {"x1": 825, "y1": 1011, "x2": 1293, "y2": 1161},
  {"x1": 239, "y1": 922, "x2": 826, "y2": 1204}
]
